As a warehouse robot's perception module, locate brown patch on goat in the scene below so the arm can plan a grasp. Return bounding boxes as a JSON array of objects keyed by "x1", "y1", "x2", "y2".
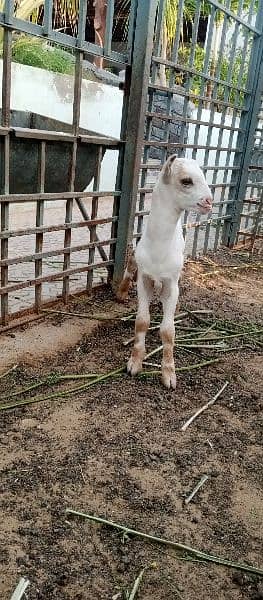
[
  {"x1": 129, "y1": 317, "x2": 149, "y2": 368},
  {"x1": 161, "y1": 329, "x2": 175, "y2": 367},
  {"x1": 116, "y1": 250, "x2": 137, "y2": 302},
  {"x1": 116, "y1": 276, "x2": 132, "y2": 303},
  {"x1": 161, "y1": 329, "x2": 174, "y2": 346},
  {"x1": 162, "y1": 348, "x2": 174, "y2": 366},
  {"x1": 135, "y1": 317, "x2": 149, "y2": 334},
  {"x1": 131, "y1": 346, "x2": 144, "y2": 363}
]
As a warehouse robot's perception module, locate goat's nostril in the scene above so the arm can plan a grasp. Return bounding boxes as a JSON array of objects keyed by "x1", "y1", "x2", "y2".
[{"x1": 202, "y1": 196, "x2": 213, "y2": 208}]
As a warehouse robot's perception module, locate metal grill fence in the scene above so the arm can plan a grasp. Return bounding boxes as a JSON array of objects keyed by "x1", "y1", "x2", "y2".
[
  {"x1": 0, "y1": 0, "x2": 263, "y2": 327},
  {"x1": 134, "y1": 0, "x2": 263, "y2": 258},
  {"x1": 236, "y1": 95, "x2": 263, "y2": 252}
]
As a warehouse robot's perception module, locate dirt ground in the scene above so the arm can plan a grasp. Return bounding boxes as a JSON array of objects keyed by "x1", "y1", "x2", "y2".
[{"x1": 0, "y1": 250, "x2": 262, "y2": 600}]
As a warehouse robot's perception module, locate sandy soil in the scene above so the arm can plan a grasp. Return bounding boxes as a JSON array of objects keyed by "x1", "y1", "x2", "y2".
[{"x1": 0, "y1": 249, "x2": 262, "y2": 600}]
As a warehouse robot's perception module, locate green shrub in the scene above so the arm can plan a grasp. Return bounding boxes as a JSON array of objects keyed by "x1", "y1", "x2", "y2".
[{"x1": 11, "y1": 35, "x2": 75, "y2": 75}]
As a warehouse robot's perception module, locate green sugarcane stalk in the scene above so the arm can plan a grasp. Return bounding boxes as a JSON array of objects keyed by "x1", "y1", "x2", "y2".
[
  {"x1": 0, "y1": 358, "x2": 221, "y2": 412},
  {"x1": 140, "y1": 357, "x2": 221, "y2": 377},
  {"x1": 65, "y1": 510, "x2": 263, "y2": 577},
  {"x1": 0, "y1": 373, "x2": 98, "y2": 402},
  {"x1": 0, "y1": 367, "x2": 125, "y2": 412}
]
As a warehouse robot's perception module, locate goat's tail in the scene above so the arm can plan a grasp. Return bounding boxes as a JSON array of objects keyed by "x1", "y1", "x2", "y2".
[{"x1": 116, "y1": 249, "x2": 137, "y2": 303}]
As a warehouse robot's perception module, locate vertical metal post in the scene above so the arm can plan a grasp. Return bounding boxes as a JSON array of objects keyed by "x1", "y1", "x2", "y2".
[
  {"x1": 87, "y1": 146, "x2": 103, "y2": 290},
  {"x1": 62, "y1": 52, "x2": 82, "y2": 302},
  {"x1": 222, "y1": 2, "x2": 263, "y2": 246},
  {"x1": 35, "y1": 141, "x2": 46, "y2": 311},
  {"x1": 112, "y1": 0, "x2": 158, "y2": 288},
  {"x1": 43, "y1": 0, "x2": 53, "y2": 36},
  {"x1": 1, "y1": 24, "x2": 12, "y2": 325},
  {"x1": 104, "y1": 0, "x2": 115, "y2": 56}
]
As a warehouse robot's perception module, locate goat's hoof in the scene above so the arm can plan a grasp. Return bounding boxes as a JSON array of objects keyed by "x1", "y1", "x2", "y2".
[
  {"x1": 127, "y1": 357, "x2": 142, "y2": 376},
  {"x1": 162, "y1": 368, "x2": 177, "y2": 390}
]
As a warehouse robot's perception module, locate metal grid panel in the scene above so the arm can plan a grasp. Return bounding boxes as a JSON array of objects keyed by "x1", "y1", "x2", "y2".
[
  {"x1": 236, "y1": 96, "x2": 263, "y2": 252},
  {"x1": 135, "y1": 0, "x2": 263, "y2": 257},
  {"x1": 0, "y1": 0, "x2": 133, "y2": 325}
]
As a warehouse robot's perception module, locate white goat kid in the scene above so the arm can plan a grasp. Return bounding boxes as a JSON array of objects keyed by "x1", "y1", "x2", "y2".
[{"x1": 118, "y1": 154, "x2": 212, "y2": 389}]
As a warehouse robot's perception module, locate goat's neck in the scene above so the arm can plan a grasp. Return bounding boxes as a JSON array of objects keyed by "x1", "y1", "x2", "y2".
[{"x1": 146, "y1": 182, "x2": 183, "y2": 240}]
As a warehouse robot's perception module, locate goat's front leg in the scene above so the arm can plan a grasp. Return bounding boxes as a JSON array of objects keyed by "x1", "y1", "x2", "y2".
[
  {"x1": 127, "y1": 273, "x2": 153, "y2": 376},
  {"x1": 160, "y1": 279, "x2": 179, "y2": 389}
]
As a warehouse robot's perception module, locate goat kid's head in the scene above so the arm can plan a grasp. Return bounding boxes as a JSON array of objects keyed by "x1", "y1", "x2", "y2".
[{"x1": 162, "y1": 154, "x2": 212, "y2": 215}]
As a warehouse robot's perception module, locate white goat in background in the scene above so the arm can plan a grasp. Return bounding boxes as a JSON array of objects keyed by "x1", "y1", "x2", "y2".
[{"x1": 117, "y1": 154, "x2": 212, "y2": 389}]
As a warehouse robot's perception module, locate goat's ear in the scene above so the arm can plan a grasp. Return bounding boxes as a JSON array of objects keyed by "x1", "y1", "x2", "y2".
[{"x1": 162, "y1": 154, "x2": 177, "y2": 184}]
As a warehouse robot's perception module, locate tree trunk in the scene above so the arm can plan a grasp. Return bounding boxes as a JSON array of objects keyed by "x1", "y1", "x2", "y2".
[{"x1": 93, "y1": 0, "x2": 107, "y2": 69}]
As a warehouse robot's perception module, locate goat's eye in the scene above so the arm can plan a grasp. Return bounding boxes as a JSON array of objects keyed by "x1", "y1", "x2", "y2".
[{"x1": 181, "y1": 178, "x2": 193, "y2": 186}]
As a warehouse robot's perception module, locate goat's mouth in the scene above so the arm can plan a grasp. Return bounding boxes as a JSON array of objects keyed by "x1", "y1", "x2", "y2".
[{"x1": 196, "y1": 201, "x2": 212, "y2": 215}]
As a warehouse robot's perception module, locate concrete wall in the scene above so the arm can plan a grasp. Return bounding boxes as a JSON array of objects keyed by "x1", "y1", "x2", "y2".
[{"x1": 0, "y1": 59, "x2": 123, "y2": 190}]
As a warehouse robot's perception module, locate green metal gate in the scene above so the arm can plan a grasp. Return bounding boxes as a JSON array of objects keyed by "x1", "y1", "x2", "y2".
[
  {"x1": 0, "y1": 0, "x2": 263, "y2": 326},
  {"x1": 113, "y1": 0, "x2": 263, "y2": 283}
]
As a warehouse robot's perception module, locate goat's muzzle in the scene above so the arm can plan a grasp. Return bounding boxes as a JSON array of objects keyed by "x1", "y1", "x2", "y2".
[{"x1": 197, "y1": 196, "x2": 213, "y2": 214}]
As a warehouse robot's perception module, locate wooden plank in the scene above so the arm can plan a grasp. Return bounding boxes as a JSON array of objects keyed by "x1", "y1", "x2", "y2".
[
  {"x1": 0, "y1": 238, "x2": 117, "y2": 267},
  {"x1": 0, "y1": 190, "x2": 121, "y2": 203},
  {"x1": 80, "y1": 135, "x2": 122, "y2": 146},
  {"x1": 0, "y1": 259, "x2": 114, "y2": 295},
  {"x1": 0, "y1": 216, "x2": 118, "y2": 240},
  {"x1": 13, "y1": 126, "x2": 76, "y2": 143},
  {"x1": 13, "y1": 127, "x2": 122, "y2": 146}
]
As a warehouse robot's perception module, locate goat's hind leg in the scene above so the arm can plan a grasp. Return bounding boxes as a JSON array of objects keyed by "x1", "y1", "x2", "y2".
[
  {"x1": 160, "y1": 279, "x2": 179, "y2": 389},
  {"x1": 127, "y1": 273, "x2": 153, "y2": 376},
  {"x1": 116, "y1": 251, "x2": 137, "y2": 302}
]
